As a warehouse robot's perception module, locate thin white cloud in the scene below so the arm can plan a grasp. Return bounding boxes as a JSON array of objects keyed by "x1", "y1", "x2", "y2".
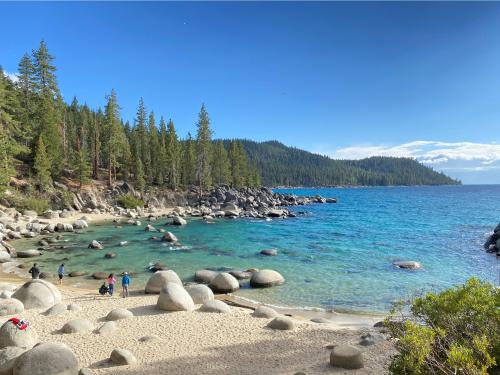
[
  {"x1": 2, "y1": 70, "x2": 18, "y2": 83},
  {"x1": 318, "y1": 141, "x2": 500, "y2": 183}
]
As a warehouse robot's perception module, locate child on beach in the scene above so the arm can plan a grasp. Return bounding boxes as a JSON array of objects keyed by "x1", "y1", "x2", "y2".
[
  {"x1": 57, "y1": 263, "x2": 65, "y2": 285},
  {"x1": 107, "y1": 273, "x2": 116, "y2": 296},
  {"x1": 121, "y1": 272, "x2": 130, "y2": 298}
]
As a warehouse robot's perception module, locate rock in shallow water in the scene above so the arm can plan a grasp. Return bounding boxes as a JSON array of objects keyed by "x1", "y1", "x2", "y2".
[
  {"x1": 194, "y1": 269, "x2": 218, "y2": 284},
  {"x1": 393, "y1": 261, "x2": 421, "y2": 270},
  {"x1": 209, "y1": 272, "x2": 240, "y2": 293},
  {"x1": 250, "y1": 269, "x2": 285, "y2": 288}
]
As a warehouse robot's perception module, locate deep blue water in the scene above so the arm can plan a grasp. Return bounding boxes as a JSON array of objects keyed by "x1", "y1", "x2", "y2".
[{"x1": 16, "y1": 185, "x2": 500, "y2": 313}]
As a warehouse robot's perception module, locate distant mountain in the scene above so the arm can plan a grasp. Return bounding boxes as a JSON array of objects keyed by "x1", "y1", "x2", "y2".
[{"x1": 222, "y1": 140, "x2": 460, "y2": 187}]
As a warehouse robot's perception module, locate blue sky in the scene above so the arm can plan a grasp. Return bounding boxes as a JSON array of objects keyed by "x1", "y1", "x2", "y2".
[{"x1": 1, "y1": 2, "x2": 500, "y2": 183}]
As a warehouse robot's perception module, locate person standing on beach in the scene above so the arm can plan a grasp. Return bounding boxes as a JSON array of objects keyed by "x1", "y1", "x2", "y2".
[
  {"x1": 121, "y1": 272, "x2": 130, "y2": 298},
  {"x1": 28, "y1": 263, "x2": 40, "y2": 279},
  {"x1": 107, "y1": 273, "x2": 116, "y2": 296},
  {"x1": 57, "y1": 263, "x2": 65, "y2": 284}
]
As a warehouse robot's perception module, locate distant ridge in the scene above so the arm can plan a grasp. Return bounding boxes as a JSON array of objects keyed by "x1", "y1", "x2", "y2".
[{"x1": 222, "y1": 139, "x2": 460, "y2": 187}]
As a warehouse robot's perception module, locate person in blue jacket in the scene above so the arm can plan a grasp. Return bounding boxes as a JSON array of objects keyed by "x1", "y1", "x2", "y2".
[{"x1": 121, "y1": 272, "x2": 130, "y2": 298}]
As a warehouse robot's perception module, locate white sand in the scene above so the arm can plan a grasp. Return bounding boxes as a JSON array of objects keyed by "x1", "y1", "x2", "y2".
[{"x1": 0, "y1": 280, "x2": 396, "y2": 374}]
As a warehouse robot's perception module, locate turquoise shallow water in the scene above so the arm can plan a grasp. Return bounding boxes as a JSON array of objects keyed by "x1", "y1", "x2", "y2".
[{"x1": 15, "y1": 185, "x2": 500, "y2": 313}]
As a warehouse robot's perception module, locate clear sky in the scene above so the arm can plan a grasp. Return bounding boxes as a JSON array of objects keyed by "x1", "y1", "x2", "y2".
[{"x1": 1, "y1": 2, "x2": 500, "y2": 183}]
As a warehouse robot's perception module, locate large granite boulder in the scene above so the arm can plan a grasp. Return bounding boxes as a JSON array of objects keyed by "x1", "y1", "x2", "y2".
[
  {"x1": 209, "y1": 273, "x2": 240, "y2": 293},
  {"x1": 0, "y1": 299, "x2": 24, "y2": 316},
  {"x1": 252, "y1": 306, "x2": 278, "y2": 319},
  {"x1": 12, "y1": 342, "x2": 78, "y2": 375},
  {"x1": 185, "y1": 284, "x2": 214, "y2": 304},
  {"x1": 106, "y1": 308, "x2": 133, "y2": 321},
  {"x1": 199, "y1": 300, "x2": 231, "y2": 314},
  {"x1": 157, "y1": 283, "x2": 194, "y2": 312},
  {"x1": 144, "y1": 270, "x2": 182, "y2": 294},
  {"x1": 61, "y1": 319, "x2": 93, "y2": 334},
  {"x1": 194, "y1": 269, "x2": 218, "y2": 284},
  {"x1": 72, "y1": 220, "x2": 88, "y2": 230},
  {"x1": 16, "y1": 250, "x2": 41, "y2": 258},
  {"x1": 250, "y1": 269, "x2": 285, "y2": 288},
  {"x1": 88, "y1": 240, "x2": 103, "y2": 249},
  {"x1": 172, "y1": 217, "x2": 187, "y2": 226},
  {"x1": 330, "y1": 344, "x2": 364, "y2": 369},
  {"x1": 0, "y1": 346, "x2": 28, "y2": 375},
  {"x1": 12, "y1": 279, "x2": 61, "y2": 309},
  {"x1": 161, "y1": 231, "x2": 178, "y2": 243},
  {"x1": 44, "y1": 303, "x2": 67, "y2": 316},
  {"x1": 266, "y1": 316, "x2": 295, "y2": 330},
  {"x1": 97, "y1": 321, "x2": 117, "y2": 336},
  {"x1": 0, "y1": 320, "x2": 35, "y2": 349},
  {"x1": 110, "y1": 348, "x2": 137, "y2": 366}
]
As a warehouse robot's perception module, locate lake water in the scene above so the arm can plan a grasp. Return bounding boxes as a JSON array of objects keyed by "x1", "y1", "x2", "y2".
[{"x1": 15, "y1": 185, "x2": 500, "y2": 313}]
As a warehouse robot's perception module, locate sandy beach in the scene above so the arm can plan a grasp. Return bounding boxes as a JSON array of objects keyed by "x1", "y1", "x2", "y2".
[{"x1": 0, "y1": 275, "x2": 395, "y2": 375}]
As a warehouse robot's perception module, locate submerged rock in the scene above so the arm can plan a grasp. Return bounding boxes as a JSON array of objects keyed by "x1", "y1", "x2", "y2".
[
  {"x1": 393, "y1": 261, "x2": 421, "y2": 270},
  {"x1": 161, "y1": 231, "x2": 178, "y2": 242},
  {"x1": 88, "y1": 240, "x2": 103, "y2": 249}
]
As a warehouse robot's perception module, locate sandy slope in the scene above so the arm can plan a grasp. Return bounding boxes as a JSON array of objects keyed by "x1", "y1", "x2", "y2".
[{"x1": 0, "y1": 281, "x2": 396, "y2": 375}]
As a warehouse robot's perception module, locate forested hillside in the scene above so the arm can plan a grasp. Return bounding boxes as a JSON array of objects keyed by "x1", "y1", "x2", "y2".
[{"x1": 228, "y1": 140, "x2": 459, "y2": 186}]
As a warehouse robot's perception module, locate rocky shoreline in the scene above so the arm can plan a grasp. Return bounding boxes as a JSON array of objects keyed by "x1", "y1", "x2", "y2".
[{"x1": 0, "y1": 184, "x2": 336, "y2": 264}]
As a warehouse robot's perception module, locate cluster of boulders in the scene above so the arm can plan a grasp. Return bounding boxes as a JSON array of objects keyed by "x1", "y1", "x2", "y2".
[{"x1": 484, "y1": 222, "x2": 500, "y2": 256}]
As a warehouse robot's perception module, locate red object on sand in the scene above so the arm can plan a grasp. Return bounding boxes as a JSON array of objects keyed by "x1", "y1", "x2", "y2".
[{"x1": 8, "y1": 317, "x2": 29, "y2": 330}]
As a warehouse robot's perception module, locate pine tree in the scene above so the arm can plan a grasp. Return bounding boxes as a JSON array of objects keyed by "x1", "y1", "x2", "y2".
[
  {"x1": 0, "y1": 127, "x2": 14, "y2": 191},
  {"x1": 195, "y1": 104, "x2": 212, "y2": 194},
  {"x1": 211, "y1": 140, "x2": 230, "y2": 186},
  {"x1": 148, "y1": 111, "x2": 160, "y2": 184},
  {"x1": 158, "y1": 117, "x2": 168, "y2": 185},
  {"x1": 181, "y1": 132, "x2": 196, "y2": 188},
  {"x1": 31, "y1": 41, "x2": 63, "y2": 176},
  {"x1": 73, "y1": 147, "x2": 91, "y2": 189},
  {"x1": 16, "y1": 53, "x2": 36, "y2": 144},
  {"x1": 166, "y1": 119, "x2": 180, "y2": 190},
  {"x1": 134, "y1": 158, "x2": 145, "y2": 193},
  {"x1": 34, "y1": 135, "x2": 52, "y2": 191},
  {"x1": 104, "y1": 89, "x2": 122, "y2": 186},
  {"x1": 135, "y1": 98, "x2": 151, "y2": 182},
  {"x1": 89, "y1": 110, "x2": 101, "y2": 179}
]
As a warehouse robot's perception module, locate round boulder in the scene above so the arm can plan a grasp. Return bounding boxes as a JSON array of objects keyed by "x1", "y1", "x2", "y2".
[
  {"x1": 61, "y1": 319, "x2": 93, "y2": 334},
  {"x1": 97, "y1": 321, "x2": 117, "y2": 336},
  {"x1": 79, "y1": 368, "x2": 93, "y2": 375},
  {"x1": 0, "y1": 298, "x2": 24, "y2": 316},
  {"x1": 16, "y1": 250, "x2": 41, "y2": 258},
  {"x1": 185, "y1": 284, "x2": 214, "y2": 304},
  {"x1": 393, "y1": 261, "x2": 421, "y2": 270},
  {"x1": 106, "y1": 308, "x2": 133, "y2": 321},
  {"x1": 157, "y1": 283, "x2": 194, "y2": 312},
  {"x1": 194, "y1": 269, "x2": 218, "y2": 284},
  {"x1": 267, "y1": 316, "x2": 295, "y2": 330},
  {"x1": 330, "y1": 344, "x2": 364, "y2": 369},
  {"x1": 43, "y1": 303, "x2": 67, "y2": 316},
  {"x1": 91, "y1": 272, "x2": 108, "y2": 280},
  {"x1": 252, "y1": 306, "x2": 278, "y2": 319},
  {"x1": 110, "y1": 348, "x2": 137, "y2": 366},
  {"x1": 0, "y1": 320, "x2": 35, "y2": 349},
  {"x1": 12, "y1": 279, "x2": 62, "y2": 309},
  {"x1": 12, "y1": 342, "x2": 78, "y2": 375},
  {"x1": 250, "y1": 269, "x2": 285, "y2": 288},
  {"x1": 88, "y1": 240, "x2": 103, "y2": 249},
  {"x1": 209, "y1": 273, "x2": 240, "y2": 293},
  {"x1": 172, "y1": 217, "x2": 187, "y2": 226},
  {"x1": 69, "y1": 271, "x2": 87, "y2": 277},
  {"x1": 145, "y1": 270, "x2": 182, "y2": 294},
  {"x1": 161, "y1": 231, "x2": 178, "y2": 243},
  {"x1": 199, "y1": 300, "x2": 231, "y2": 314},
  {"x1": 0, "y1": 346, "x2": 28, "y2": 375},
  {"x1": 260, "y1": 249, "x2": 278, "y2": 256}
]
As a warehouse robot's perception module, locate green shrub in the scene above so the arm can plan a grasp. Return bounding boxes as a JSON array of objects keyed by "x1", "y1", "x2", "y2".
[
  {"x1": 117, "y1": 194, "x2": 144, "y2": 209},
  {"x1": 387, "y1": 278, "x2": 499, "y2": 375},
  {"x1": 16, "y1": 196, "x2": 50, "y2": 214}
]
